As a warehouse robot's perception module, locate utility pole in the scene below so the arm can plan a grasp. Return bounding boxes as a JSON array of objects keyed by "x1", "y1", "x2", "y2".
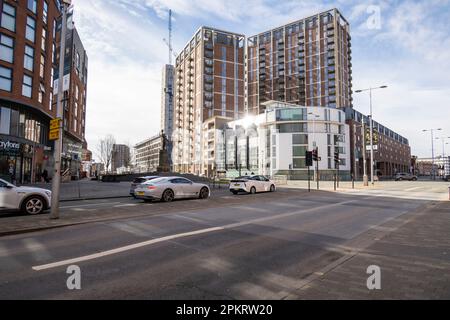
[
  {"x1": 355, "y1": 85, "x2": 388, "y2": 186},
  {"x1": 362, "y1": 122, "x2": 368, "y2": 186},
  {"x1": 423, "y1": 128, "x2": 442, "y2": 180},
  {"x1": 50, "y1": 0, "x2": 71, "y2": 220}
]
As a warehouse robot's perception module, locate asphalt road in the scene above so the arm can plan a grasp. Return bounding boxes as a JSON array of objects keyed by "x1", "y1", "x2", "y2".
[{"x1": 0, "y1": 184, "x2": 447, "y2": 299}]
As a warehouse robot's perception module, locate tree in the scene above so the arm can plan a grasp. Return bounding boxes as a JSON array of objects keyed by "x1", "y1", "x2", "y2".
[{"x1": 96, "y1": 134, "x2": 116, "y2": 174}]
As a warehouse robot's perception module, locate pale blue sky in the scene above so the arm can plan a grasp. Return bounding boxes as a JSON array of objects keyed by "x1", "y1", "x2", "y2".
[{"x1": 73, "y1": 0, "x2": 450, "y2": 158}]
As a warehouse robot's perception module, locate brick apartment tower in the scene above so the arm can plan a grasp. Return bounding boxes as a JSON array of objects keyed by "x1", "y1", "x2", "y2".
[
  {"x1": 247, "y1": 8, "x2": 352, "y2": 114},
  {"x1": 173, "y1": 27, "x2": 245, "y2": 174}
]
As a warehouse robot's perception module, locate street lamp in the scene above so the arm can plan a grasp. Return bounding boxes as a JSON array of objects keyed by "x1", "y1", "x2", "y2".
[
  {"x1": 308, "y1": 112, "x2": 320, "y2": 147},
  {"x1": 50, "y1": 0, "x2": 72, "y2": 220},
  {"x1": 354, "y1": 85, "x2": 388, "y2": 186},
  {"x1": 435, "y1": 136, "x2": 450, "y2": 178},
  {"x1": 422, "y1": 128, "x2": 442, "y2": 180}
]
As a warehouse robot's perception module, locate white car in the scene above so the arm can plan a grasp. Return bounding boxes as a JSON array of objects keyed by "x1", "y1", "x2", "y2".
[
  {"x1": 229, "y1": 175, "x2": 276, "y2": 195},
  {"x1": 0, "y1": 179, "x2": 52, "y2": 215}
]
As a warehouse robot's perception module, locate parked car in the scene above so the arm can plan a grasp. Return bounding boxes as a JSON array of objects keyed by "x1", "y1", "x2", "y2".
[
  {"x1": 134, "y1": 177, "x2": 210, "y2": 202},
  {"x1": 394, "y1": 173, "x2": 418, "y2": 181},
  {"x1": 130, "y1": 176, "x2": 159, "y2": 197},
  {"x1": 0, "y1": 179, "x2": 52, "y2": 215},
  {"x1": 229, "y1": 175, "x2": 276, "y2": 195}
]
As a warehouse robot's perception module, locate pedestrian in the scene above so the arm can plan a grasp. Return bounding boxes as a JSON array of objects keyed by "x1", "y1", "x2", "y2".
[{"x1": 42, "y1": 169, "x2": 49, "y2": 183}]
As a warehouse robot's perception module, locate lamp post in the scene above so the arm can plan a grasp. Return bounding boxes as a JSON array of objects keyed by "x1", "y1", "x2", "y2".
[
  {"x1": 308, "y1": 112, "x2": 320, "y2": 184},
  {"x1": 355, "y1": 85, "x2": 388, "y2": 186},
  {"x1": 422, "y1": 128, "x2": 442, "y2": 180},
  {"x1": 50, "y1": 0, "x2": 72, "y2": 220},
  {"x1": 435, "y1": 136, "x2": 450, "y2": 178}
]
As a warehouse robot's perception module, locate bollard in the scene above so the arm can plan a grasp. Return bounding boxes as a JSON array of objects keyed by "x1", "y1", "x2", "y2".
[{"x1": 448, "y1": 186, "x2": 450, "y2": 201}]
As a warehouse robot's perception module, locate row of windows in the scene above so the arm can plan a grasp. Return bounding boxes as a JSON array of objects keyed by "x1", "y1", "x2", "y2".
[{"x1": 0, "y1": 105, "x2": 48, "y2": 145}]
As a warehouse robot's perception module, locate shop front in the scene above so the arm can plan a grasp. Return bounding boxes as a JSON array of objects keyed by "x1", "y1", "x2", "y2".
[{"x1": 0, "y1": 138, "x2": 52, "y2": 184}]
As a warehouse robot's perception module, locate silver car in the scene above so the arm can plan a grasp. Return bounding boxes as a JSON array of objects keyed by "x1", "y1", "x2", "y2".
[
  {"x1": 130, "y1": 176, "x2": 159, "y2": 197},
  {"x1": 134, "y1": 177, "x2": 210, "y2": 202}
]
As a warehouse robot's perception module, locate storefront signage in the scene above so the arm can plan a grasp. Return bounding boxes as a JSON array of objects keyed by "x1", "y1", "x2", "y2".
[{"x1": 0, "y1": 140, "x2": 20, "y2": 152}]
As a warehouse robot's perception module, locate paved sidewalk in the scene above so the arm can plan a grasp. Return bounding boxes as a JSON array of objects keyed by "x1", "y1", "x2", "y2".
[
  {"x1": 20, "y1": 180, "x2": 132, "y2": 201},
  {"x1": 290, "y1": 200, "x2": 450, "y2": 299}
]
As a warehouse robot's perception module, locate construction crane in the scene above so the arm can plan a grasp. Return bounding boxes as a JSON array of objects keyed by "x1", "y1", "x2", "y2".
[{"x1": 163, "y1": 9, "x2": 177, "y2": 65}]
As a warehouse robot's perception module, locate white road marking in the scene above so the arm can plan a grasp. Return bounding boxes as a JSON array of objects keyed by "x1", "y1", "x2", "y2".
[
  {"x1": 60, "y1": 202, "x2": 122, "y2": 209},
  {"x1": 404, "y1": 187, "x2": 422, "y2": 192},
  {"x1": 113, "y1": 203, "x2": 139, "y2": 208},
  {"x1": 32, "y1": 199, "x2": 359, "y2": 271}
]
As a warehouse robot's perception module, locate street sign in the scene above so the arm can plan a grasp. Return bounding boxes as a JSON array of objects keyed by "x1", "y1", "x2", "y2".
[
  {"x1": 366, "y1": 145, "x2": 378, "y2": 151},
  {"x1": 50, "y1": 118, "x2": 62, "y2": 130},
  {"x1": 49, "y1": 129, "x2": 60, "y2": 141}
]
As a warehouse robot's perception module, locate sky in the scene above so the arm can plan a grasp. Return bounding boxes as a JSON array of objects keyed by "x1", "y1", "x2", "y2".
[{"x1": 72, "y1": 0, "x2": 450, "y2": 159}]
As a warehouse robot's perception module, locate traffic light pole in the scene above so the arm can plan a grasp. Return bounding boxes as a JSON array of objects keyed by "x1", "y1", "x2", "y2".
[
  {"x1": 307, "y1": 166, "x2": 311, "y2": 192},
  {"x1": 50, "y1": 2, "x2": 69, "y2": 220},
  {"x1": 362, "y1": 123, "x2": 368, "y2": 186},
  {"x1": 316, "y1": 147, "x2": 319, "y2": 190}
]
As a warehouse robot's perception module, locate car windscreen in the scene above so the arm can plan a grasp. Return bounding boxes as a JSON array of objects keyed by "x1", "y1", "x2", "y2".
[
  {"x1": 143, "y1": 177, "x2": 168, "y2": 184},
  {"x1": 133, "y1": 178, "x2": 147, "y2": 183}
]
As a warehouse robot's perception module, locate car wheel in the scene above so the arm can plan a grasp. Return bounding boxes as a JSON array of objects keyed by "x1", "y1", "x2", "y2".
[
  {"x1": 22, "y1": 196, "x2": 45, "y2": 215},
  {"x1": 231, "y1": 190, "x2": 238, "y2": 195},
  {"x1": 270, "y1": 184, "x2": 276, "y2": 192},
  {"x1": 398, "y1": 178, "x2": 403, "y2": 181},
  {"x1": 412, "y1": 177, "x2": 418, "y2": 181},
  {"x1": 162, "y1": 189, "x2": 175, "y2": 202},
  {"x1": 250, "y1": 187, "x2": 257, "y2": 194},
  {"x1": 199, "y1": 187, "x2": 209, "y2": 199}
]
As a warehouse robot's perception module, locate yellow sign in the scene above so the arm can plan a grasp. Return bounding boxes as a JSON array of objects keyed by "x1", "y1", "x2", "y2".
[
  {"x1": 49, "y1": 129, "x2": 60, "y2": 141},
  {"x1": 50, "y1": 118, "x2": 62, "y2": 130}
]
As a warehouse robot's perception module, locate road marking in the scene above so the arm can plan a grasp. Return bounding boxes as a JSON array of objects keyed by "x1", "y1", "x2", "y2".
[
  {"x1": 32, "y1": 199, "x2": 358, "y2": 271},
  {"x1": 60, "y1": 202, "x2": 122, "y2": 209},
  {"x1": 113, "y1": 203, "x2": 139, "y2": 208},
  {"x1": 405, "y1": 187, "x2": 422, "y2": 192}
]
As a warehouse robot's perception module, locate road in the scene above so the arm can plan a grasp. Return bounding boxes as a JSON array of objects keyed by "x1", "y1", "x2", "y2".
[{"x1": 0, "y1": 182, "x2": 449, "y2": 299}]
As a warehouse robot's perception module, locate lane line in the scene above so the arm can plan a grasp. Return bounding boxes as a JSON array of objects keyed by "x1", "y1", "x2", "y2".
[
  {"x1": 59, "y1": 202, "x2": 122, "y2": 209},
  {"x1": 32, "y1": 198, "x2": 358, "y2": 271}
]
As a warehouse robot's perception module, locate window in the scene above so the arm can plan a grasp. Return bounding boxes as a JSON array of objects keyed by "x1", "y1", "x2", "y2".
[
  {"x1": 1, "y1": 3, "x2": 16, "y2": 32},
  {"x1": 24, "y1": 45, "x2": 34, "y2": 71},
  {"x1": 0, "y1": 34, "x2": 14, "y2": 63},
  {"x1": 43, "y1": 1, "x2": 48, "y2": 24},
  {"x1": 0, "y1": 66, "x2": 12, "y2": 91},
  {"x1": 38, "y1": 83, "x2": 45, "y2": 103},
  {"x1": 0, "y1": 107, "x2": 11, "y2": 134},
  {"x1": 26, "y1": 16, "x2": 36, "y2": 43},
  {"x1": 40, "y1": 54, "x2": 45, "y2": 78},
  {"x1": 292, "y1": 134, "x2": 308, "y2": 145},
  {"x1": 27, "y1": 0, "x2": 37, "y2": 14},
  {"x1": 293, "y1": 158, "x2": 306, "y2": 169},
  {"x1": 22, "y1": 75, "x2": 33, "y2": 98},
  {"x1": 41, "y1": 28, "x2": 47, "y2": 51},
  {"x1": 293, "y1": 146, "x2": 307, "y2": 157},
  {"x1": 278, "y1": 123, "x2": 307, "y2": 133}
]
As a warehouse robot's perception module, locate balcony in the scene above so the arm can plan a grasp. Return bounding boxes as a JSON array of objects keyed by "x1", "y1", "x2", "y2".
[
  {"x1": 204, "y1": 43, "x2": 213, "y2": 50},
  {"x1": 327, "y1": 23, "x2": 334, "y2": 30}
]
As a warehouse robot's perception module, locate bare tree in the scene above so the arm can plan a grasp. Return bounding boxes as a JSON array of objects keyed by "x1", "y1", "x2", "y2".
[{"x1": 96, "y1": 134, "x2": 116, "y2": 174}]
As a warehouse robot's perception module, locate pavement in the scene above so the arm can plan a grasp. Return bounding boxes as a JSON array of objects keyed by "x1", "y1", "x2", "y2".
[
  {"x1": 19, "y1": 180, "x2": 134, "y2": 201},
  {"x1": 0, "y1": 181, "x2": 449, "y2": 299}
]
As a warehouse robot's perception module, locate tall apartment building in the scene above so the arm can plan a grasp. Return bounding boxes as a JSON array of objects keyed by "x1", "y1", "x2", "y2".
[
  {"x1": 111, "y1": 144, "x2": 130, "y2": 173},
  {"x1": 247, "y1": 8, "x2": 352, "y2": 114},
  {"x1": 0, "y1": 0, "x2": 61, "y2": 183},
  {"x1": 173, "y1": 27, "x2": 245, "y2": 174},
  {"x1": 55, "y1": 26, "x2": 88, "y2": 176},
  {"x1": 161, "y1": 64, "x2": 174, "y2": 139}
]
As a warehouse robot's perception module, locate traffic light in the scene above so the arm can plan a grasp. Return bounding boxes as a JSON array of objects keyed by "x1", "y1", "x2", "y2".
[
  {"x1": 305, "y1": 151, "x2": 313, "y2": 167},
  {"x1": 312, "y1": 148, "x2": 319, "y2": 162},
  {"x1": 334, "y1": 152, "x2": 340, "y2": 164}
]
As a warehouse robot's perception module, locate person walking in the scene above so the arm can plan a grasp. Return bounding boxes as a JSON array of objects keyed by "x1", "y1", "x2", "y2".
[{"x1": 42, "y1": 169, "x2": 50, "y2": 183}]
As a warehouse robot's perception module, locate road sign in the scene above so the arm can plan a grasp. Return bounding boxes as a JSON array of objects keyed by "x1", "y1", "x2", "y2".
[
  {"x1": 49, "y1": 129, "x2": 60, "y2": 141},
  {"x1": 50, "y1": 118, "x2": 62, "y2": 130},
  {"x1": 366, "y1": 145, "x2": 378, "y2": 151}
]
